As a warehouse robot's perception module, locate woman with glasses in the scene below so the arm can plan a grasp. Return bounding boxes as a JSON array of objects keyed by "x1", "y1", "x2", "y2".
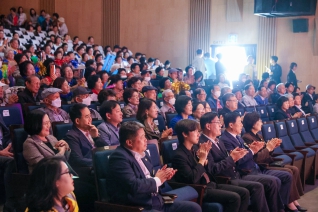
[
  {"x1": 192, "y1": 101, "x2": 206, "y2": 122},
  {"x1": 122, "y1": 88, "x2": 139, "y2": 116},
  {"x1": 242, "y1": 112, "x2": 306, "y2": 212},
  {"x1": 25, "y1": 157, "x2": 78, "y2": 212},
  {"x1": 23, "y1": 110, "x2": 70, "y2": 173},
  {"x1": 192, "y1": 88, "x2": 207, "y2": 103}
]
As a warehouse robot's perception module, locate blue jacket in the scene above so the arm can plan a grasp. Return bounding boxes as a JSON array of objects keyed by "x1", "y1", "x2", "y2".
[
  {"x1": 96, "y1": 121, "x2": 119, "y2": 146},
  {"x1": 206, "y1": 96, "x2": 223, "y2": 109},
  {"x1": 254, "y1": 95, "x2": 268, "y2": 105},
  {"x1": 169, "y1": 114, "x2": 195, "y2": 134}
]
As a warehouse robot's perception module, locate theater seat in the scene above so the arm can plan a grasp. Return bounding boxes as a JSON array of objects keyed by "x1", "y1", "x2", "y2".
[
  {"x1": 161, "y1": 139, "x2": 179, "y2": 165},
  {"x1": 266, "y1": 104, "x2": 277, "y2": 121},
  {"x1": 165, "y1": 112, "x2": 177, "y2": 126},
  {"x1": 0, "y1": 106, "x2": 24, "y2": 126},
  {"x1": 10, "y1": 125, "x2": 29, "y2": 174},
  {"x1": 53, "y1": 122, "x2": 73, "y2": 140},
  {"x1": 256, "y1": 105, "x2": 269, "y2": 122},
  {"x1": 297, "y1": 117, "x2": 318, "y2": 146},
  {"x1": 307, "y1": 116, "x2": 318, "y2": 140},
  {"x1": 154, "y1": 114, "x2": 166, "y2": 132}
]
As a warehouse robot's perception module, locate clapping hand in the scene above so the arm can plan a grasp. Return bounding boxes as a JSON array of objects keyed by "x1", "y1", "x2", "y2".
[
  {"x1": 161, "y1": 127, "x2": 173, "y2": 138},
  {"x1": 249, "y1": 141, "x2": 264, "y2": 153},
  {"x1": 0, "y1": 143, "x2": 13, "y2": 158},
  {"x1": 230, "y1": 147, "x2": 248, "y2": 162},
  {"x1": 155, "y1": 164, "x2": 177, "y2": 183}
]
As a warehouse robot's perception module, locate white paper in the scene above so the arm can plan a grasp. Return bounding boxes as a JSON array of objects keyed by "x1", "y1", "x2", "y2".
[
  {"x1": 291, "y1": 122, "x2": 294, "y2": 127},
  {"x1": 312, "y1": 118, "x2": 314, "y2": 123},
  {"x1": 2, "y1": 110, "x2": 9, "y2": 117},
  {"x1": 261, "y1": 109, "x2": 264, "y2": 114},
  {"x1": 120, "y1": 104, "x2": 124, "y2": 108}
]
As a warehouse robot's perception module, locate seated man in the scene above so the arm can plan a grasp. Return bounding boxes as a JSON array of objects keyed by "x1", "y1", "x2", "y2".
[
  {"x1": 142, "y1": 86, "x2": 157, "y2": 101},
  {"x1": 218, "y1": 93, "x2": 238, "y2": 118},
  {"x1": 97, "y1": 89, "x2": 117, "y2": 104},
  {"x1": 220, "y1": 112, "x2": 293, "y2": 212},
  {"x1": 206, "y1": 84, "x2": 223, "y2": 110},
  {"x1": 73, "y1": 87, "x2": 101, "y2": 119},
  {"x1": 106, "y1": 121, "x2": 201, "y2": 212},
  {"x1": 292, "y1": 93, "x2": 306, "y2": 116},
  {"x1": 168, "y1": 68, "x2": 178, "y2": 83},
  {"x1": 18, "y1": 75, "x2": 42, "y2": 104},
  {"x1": 302, "y1": 84, "x2": 316, "y2": 114},
  {"x1": 64, "y1": 104, "x2": 100, "y2": 170},
  {"x1": 160, "y1": 89, "x2": 176, "y2": 119},
  {"x1": 172, "y1": 119, "x2": 250, "y2": 212},
  {"x1": 199, "y1": 112, "x2": 269, "y2": 212},
  {"x1": 242, "y1": 84, "x2": 258, "y2": 106},
  {"x1": 254, "y1": 85, "x2": 269, "y2": 105},
  {"x1": 38, "y1": 88, "x2": 70, "y2": 122},
  {"x1": 96, "y1": 100, "x2": 122, "y2": 146},
  {"x1": 269, "y1": 83, "x2": 286, "y2": 104}
]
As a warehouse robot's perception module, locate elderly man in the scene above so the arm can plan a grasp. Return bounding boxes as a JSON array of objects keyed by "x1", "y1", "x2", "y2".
[
  {"x1": 254, "y1": 86, "x2": 269, "y2": 105},
  {"x1": 168, "y1": 68, "x2": 178, "y2": 82},
  {"x1": 242, "y1": 84, "x2": 258, "y2": 106},
  {"x1": 142, "y1": 86, "x2": 157, "y2": 101},
  {"x1": 18, "y1": 75, "x2": 42, "y2": 104},
  {"x1": 218, "y1": 93, "x2": 238, "y2": 118},
  {"x1": 269, "y1": 83, "x2": 286, "y2": 104},
  {"x1": 39, "y1": 88, "x2": 70, "y2": 122},
  {"x1": 160, "y1": 89, "x2": 176, "y2": 119},
  {"x1": 302, "y1": 84, "x2": 316, "y2": 114},
  {"x1": 106, "y1": 121, "x2": 201, "y2": 212},
  {"x1": 73, "y1": 87, "x2": 101, "y2": 119},
  {"x1": 207, "y1": 84, "x2": 223, "y2": 110}
]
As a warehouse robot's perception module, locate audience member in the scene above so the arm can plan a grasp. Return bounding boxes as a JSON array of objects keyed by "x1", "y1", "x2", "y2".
[
  {"x1": 218, "y1": 93, "x2": 238, "y2": 118},
  {"x1": 286, "y1": 94, "x2": 303, "y2": 118},
  {"x1": 23, "y1": 109, "x2": 70, "y2": 172},
  {"x1": 220, "y1": 86, "x2": 232, "y2": 97},
  {"x1": 25, "y1": 157, "x2": 78, "y2": 212},
  {"x1": 18, "y1": 75, "x2": 42, "y2": 104},
  {"x1": 179, "y1": 89, "x2": 192, "y2": 98},
  {"x1": 267, "y1": 80, "x2": 276, "y2": 96},
  {"x1": 154, "y1": 66, "x2": 164, "y2": 80},
  {"x1": 142, "y1": 85, "x2": 157, "y2": 101},
  {"x1": 96, "y1": 100, "x2": 122, "y2": 146},
  {"x1": 168, "y1": 68, "x2": 178, "y2": 82},
  {"x1": 29, "y1": 8, "x2": 38, "y2": 27},
  {"x1": 192, "y1": 88, "x2": 206, "y2": 103},
  {"x1": 53, "y1": 77, "x2": 73, "y2": 104},
  {"x1": 268, "y1": 56, "x2": 282, "y2": 83},
  {"x1": 160, "y1": 89, "x2": 176, "y2": 118},
  {"x1": 122, "y1": 88, "x2": 139, "y2": 116},
  {"x1": 215, "y1": 53, "x2": 226, "y2": 79},
  {"x1": 105, "y1": 121, "x2": 201, "y2": 211},
  {"x1": 233, "y1": 88, "x2": 245, "y2": 108},
  {"x1": 207, "y1": 84, "x2": 222, "y2": 110},
  {"x1": 172, "y1": 119, "x2": 250, "y2": 212},
  {"x1": 87, "y1": 75, "x2": 103, "y2": 102},
  {"x1": 301, "y1": 84, "x2": 315, "y2": 114},
  {"x1": 158, "y1": 77, "x2": 172, "y2": 98},
  {"x1": 183, "y1": 65, "x2": 195, "y2": 85},
  {"x1": 242, "y1": 84, "x2": 258, "y2": 106},
  {"x1": 269, "y1": 83, "x2": 286, "y2": 104},
  {"x1": 97, "y1": 89, "x2": 117, "y2": 104},
  {"x1": 287, "y1": 62, "x2": 299, "y2": 87},
  {"x1": 73, "y1": 86, "x2": 101, "y2": 119},
  {"x1": 108, "y1": 75, "x2": 124, "y2": 101},
  {"x1": 16, "y1": 60, "x2": 36, "y2": 86},
  {"x1": 192, "y1": 101, "x2": 205, "y2": 122},
  {"x1": 292, "y1": 93, "x2": 306, "y2": 116},
  {"x1": 285, "y1": 82, "x2": 295, "y2": 95},
  {"x1": 58, "y1": 17, "x2": 68, "y2": 36},
  {"x1": 254, "y1": 86, "x2": 268, "y2": 105},
  {"x1": 274, "y1": 96, "x2": 292, "y2": 120}
]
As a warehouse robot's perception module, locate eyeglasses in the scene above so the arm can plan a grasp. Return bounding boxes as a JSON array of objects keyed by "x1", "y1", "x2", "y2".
[
  {"x1": 60, "y1": 171, "x2": 72, "y2": 177},
  {"x1": 43, "y1": 121, "x2": 51, "y2": 126}
]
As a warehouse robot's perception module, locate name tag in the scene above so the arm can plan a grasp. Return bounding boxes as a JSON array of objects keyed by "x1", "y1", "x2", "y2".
[
  {"x1": 172, "y1": 143, "x2": 177, "y2": 150},
  {"x1": 2, "y1": 110, "x2": 10, "y2": 117}
]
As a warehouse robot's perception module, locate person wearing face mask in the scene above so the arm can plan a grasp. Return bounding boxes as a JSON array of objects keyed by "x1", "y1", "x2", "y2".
[
  {"x1": 160, "y1": 89, "x2": 176, "y2": 119},
  {"x1": 73, "y1": 87, "x2": 102, "y2": 120},
  {"x1": 118, "y1": 68, "x2": 128, "y2": 81},
  {"x1": 38, "y1": 88, "x2": 71, "y2": 122},
  {"x1": 140, "y1": 70, "x2": 152, "y2": 86},
  {"x1": 122, "y1": 88, "x2": 139, "y2": 116},
  {"x1": 207, "y1": 84, "x2": 223, "y2": 110}
]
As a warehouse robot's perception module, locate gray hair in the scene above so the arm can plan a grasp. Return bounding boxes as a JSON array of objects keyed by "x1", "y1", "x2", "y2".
[
  {"x1": 284, "y1": 93, "x2": 293, "y2": 99},
  {"x1": 162, "y1": 89, "x2": 173, "y2": 99},
  {"x1": 119, "y1": 121, "x2": 145, "y2": 146},
  {"x1": 276, "y1": 83, "x2": 284, "y2": 91}
]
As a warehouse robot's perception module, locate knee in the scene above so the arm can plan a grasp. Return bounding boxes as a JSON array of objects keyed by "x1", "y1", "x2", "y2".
[
  {"x1": 188, "y1": 202, "x2": 202, "y2": 212},
  {"x1": 254, "y1": 182, "x2": 264, "y2": 193}
]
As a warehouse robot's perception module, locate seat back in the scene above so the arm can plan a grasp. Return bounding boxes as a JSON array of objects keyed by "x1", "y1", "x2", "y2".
[
  {"x1": 122, "y1": 116, "x2": 137, "y2": 123},
  {"x1": 53, "y1": 122, "x2": 73, "y2": 140},
  {"x1": 285, "y1": 119, "x2": 306, "y2": 147},
  {"x1": 161, "y1": 139, "x2": 179, "y2": 165},
  {"x1": 256, "y1": 105, "x2": 269, "y2": 122},
  {"x1": 274, "y1": 121, "x2": 296, "y2": 151},
  {"x1": 118, "y1": 101, "x2": 126, "y2": 109},
  {"x1": 244, "y1": 106, "x2": 256, "y2": 113},
  {"x1": 234, "y1": 108, "x2": 245, "y2": 116},
  {"x1": 261, "y1": 123, "x2": 276, "y2": 141},
  {"x1": 0, "y1": 106, "x2": 24, "y2": 126},
  {"x1": 297, "y1": 117, "x2": 315, "y2": 143},
  {"x1": 61, "y1": 104, "x2": 74, "y2": 113},
  {"x1": 92, "y1": 120, "x2": 103, "y2": 127},
  {"x1": 146, "y1": 143, "x2": 161, "y2": 171},
  {"x1": 307, "y1": 116, "x2": 318, "y2": 140},
  {"x1": 150, "y1": 80, "x2": 159, "y2": 88},
  {"x1": 10, "y1": 125, "x2": 29, "y2": 173},
  {"x1": 266, "y1": 104, "x2": 277, "y2": 120},
  {"x1": 156, "y1": 99, "x2": 163, "y2": 108},
  {"x1": 154, "y1": 114, "x2": 166, "y2": 132},
  {"x1": 165, "y1": 112, "x2": 177, "y2": 126},
  {"x1": 92, "y1": 147, "x2": 117, "y2": 201}
]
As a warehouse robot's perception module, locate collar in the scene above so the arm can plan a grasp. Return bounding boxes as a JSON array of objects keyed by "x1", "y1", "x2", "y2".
[
  {"x1": 227, "y1": 130, "x2": 238, "y2": 139},
  {"x1": 91, "y1": 89, "x2": 99, "y2": 95},
  {"x1": 128, "y1": 148, "x2": 146, "y2": 159},
  {"x1": 128, "y1": 103, "x2": 138, "y2": 110},
  {"x1": 105, "y1": 121, "x2": 119, "y2": 132},
  {"x1": 202, "y1": 133, "x2": 218, "y2": 143}
]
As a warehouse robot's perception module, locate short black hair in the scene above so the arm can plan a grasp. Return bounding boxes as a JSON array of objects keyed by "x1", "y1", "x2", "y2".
[
  {"x1": 285, "y1": 82, "x2": 294, "y2": 88},
  {"x1": 98, "y1": 100, "x2": 120, "y2": 122},
  {"x1": 194, "y1": 71, "x2": 203, "y2": 81},
  {"x1": 130, "y1": 63, "x2": 139, "y2": 72},
  {"x1": 19, "y1": 61, "x2": 34, "y2": 77},
  {"x1": 119, "y1": 121, "x2": 145, "y2": 146},
  {"x1": 175, "y1": 119, "x2": 199, "y2": 144},
  {"x1": 24, "y1": 109, "x2": 46, "y2": 136},
  {"x1": 87, "y1": 75, "x2": 100, "y2": 89},
  {"x1": 69, "y1": 103, "x2": 87, "y2": 123},
  {"x1": 200, "y1": 112, "x2": 218, "y2": 130},
  {"x1": 85, "y1": 59, "x2": 95, "y2": 68},
  {"x1": 84, "y1": 67, "x2": 96, "y2": 80},
  {"x1": 192, "y1": 101, "x2": 205, "y2": 113},
  {"x1": 276, "y1": 96, "x2": 289, "y2": 109},
  {"x1": 52, "y1": 13, "x2": 59, "y2": 19},
  {"x1": 290, "y1": 62, "x2": 297, "y2": 70},
  {"x1": 155, "y1": 66, "x2": 164, "y2": 74},
  {"x1": 185, "y1": 65, "x2": 194, "y2": 73},
  {"x1": 271, "y1": 56, "x2": 278, "y2": 62},
  {"x1": 244, "y1": 84, "x2": 252, "y2": 91},
  {"x1": 193, "y1": 88, "x2": 204, "y2": 99},
  {"x1": 222, "y1": 93, "x2": 235, "y2": 105},
  {"x1": 196, "y1": 49, "x2": 203, "y2": 55},
  {"x1": 108, "y1": 75, "x2": 122, "y2": 86},
  {"x1": 123, "y1": 88, "x2": 138, "y2": 104},
  {"x1": 159, "y1": 77, "x2": 169, "y2": 89},
  {"x1": 52, "y1": 77, "x2": 66, "y2": 89},
  {"x1": 257, "y1": 85, "x2": 265, "y2": 92},
  {"x1": 224, "y1": 112, "x2": 240, "y2": 128},
  {"x1": 268, "y1": 80, "x2": 276, "y2": 88},
  {"x1": 209, "y1": 84, "x2": 219, "y2": 92},
  {"x1": 262, "y1": 72, "x2": 269, "y2": 80},
  {"x1": 243, "y1": 112, "x2": 260, "y2": 133},
  {"x1": 10, "y1": 7, "x2": 16, "y2": 12},
  {"x1": 98, "y1": 89, "x2": 116, "y2": 104},
  {"x1": 127, "y1": 76, "x2": 142, "y2": 88},
  {"x1": 175, "y1": 95, "x2": 192, "y2": 114}
]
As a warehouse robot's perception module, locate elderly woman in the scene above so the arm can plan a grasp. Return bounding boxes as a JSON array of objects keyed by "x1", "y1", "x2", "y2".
[
  {"x1": 158, "y1": 77, "x2": 172, "y2": 98},
  {"x1": 53, "y1": 77, "x2": 72, "y2": 104},
  {"x1": 285, "y1": 94, "x2": 303, "y2": 118},
  {"x1": 242, "y1": 112, "x2": 306, "y2": 212},
  {"x1": 15, "y1": 61, "x2": 35, "y2": 86},
  {"x1": 192, "y1": 88, "x2": 207, "y2": 103},
  {"x1": 192, "y1": 101, "x2": 205, "y2": 122},
  {"x1": 88, "y1": 75, "x2": 103, "y2": 102},
  {"x1": 25, "y1": 157, "x2": 78, "y2": 212},
  {"x1": 136, "y1": 98, "x2": 172, "y2": 141},
  {"x1": 122, "y1": 88, "x2": 139, "y2": 116},
  {"x1": 23, "y1": 110, "x2": 70, "y2": 173},
  {"x1": 274, "y1": 96, "x2": 293, "y2": 120}
]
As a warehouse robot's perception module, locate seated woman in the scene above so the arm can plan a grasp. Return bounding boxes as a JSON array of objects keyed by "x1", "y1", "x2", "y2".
[
  {"x1": 286, "y1": 94, "x2": 303, "y2": 118},
  {"x1": 233, "y1": 88, "x2": 245, "y2": 108},
  {"x1": 192, "y1": 88, "x2": 207, "y2": 103},
  {"x1": 127, "y1": 76, "x2": 143, "y2": 97},
  {"x1": 192, "y1": 70, "x2": 204, "y2": 88},
  {"x1": 23, "y1": 110, "x2": 70, "y2": 173},
  {"x1": 183, "y1": 65, "x2": 195, "y2": 85},
  {"x1": 108, "y1": 75, "x2": 124, "y2": 101},
  {"x1": 25, "y1": 157, "x2": 78, "y2": 212},
  {"x1": 53, "y1": 77, "x2": 72, "y2": 104},
  {"x1": 87, "y1": 75, "x2": 103, "y2": 102},
  {"x1": 122, "y1": 88, "x2": 139, "y2": 116},
  {"x1": 15, "y1": 61, "x2": 35, "y2": 86},
  {"x1": 136, "y1": 98, "x2": 172, "y2": 141},
  {"x1": 158, "y1": 77, "x2": 172, "y2": 98},
  {"x1": 61, "y1": 64, "x2": 85, "y2": 88},
  {"x1": 192, "y1": 101, "x2": 205, "y2": 122},
  {"x1": 169, "y1": 95, "x2": 195, "y2": 133},
  {"x1": 242, "y1": 112, "x2": 306, "y2": 212},
  {"x1": 217, "y1": 74, "x2": 230, "y2": 88},
  {"x1": 267, "y1": 81, "x2": 276, "y2": 97},
  {"x1": 274, "y1": 96, "x2": 293, "y2": 120}
]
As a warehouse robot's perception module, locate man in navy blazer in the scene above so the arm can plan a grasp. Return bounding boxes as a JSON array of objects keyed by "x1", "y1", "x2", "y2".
[
  {"x1": 206, "y1": 84, "x2": 223, "y2": 110},
  {"x1": 106, "y1": 121, "x2": 201, "y2": 211},
  {"x1": 254, "y1": 86, "x2": 268, "y2": 105},
  {"x1": 64, "y1": 104, "x2": 101, "y2": 169},
  {"x1": 220, "y1": 112, "x2": 294, "y2": 212}
]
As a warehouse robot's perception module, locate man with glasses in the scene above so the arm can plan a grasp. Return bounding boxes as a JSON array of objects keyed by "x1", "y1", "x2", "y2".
[
  {"x1": 218, "y1": 93, "x2": 239, "y2": 118},
  {"x1": 199, "y1": 112, "x2": 270, "y2": 212}
]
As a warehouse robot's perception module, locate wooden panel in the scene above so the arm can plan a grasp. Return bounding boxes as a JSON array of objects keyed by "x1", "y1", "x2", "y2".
[
  {"x1": 102, "y1": 0, "x2": 120, "y2": 47},
  {"x1": 189, "y1": 0, "x2": 211, "y2": 64},
  {"x1": 54, "y1": 0, "x2": 102, "y2": 44},
  {"x1": 120, "y1": 0, "x2": 189, "y2": 68},
  {"x1": 0, "y1": 0, "x2": 40, "y2": 22},
  {"x1": 39, "y1": 0, "x2": 55, "y2": 16}
]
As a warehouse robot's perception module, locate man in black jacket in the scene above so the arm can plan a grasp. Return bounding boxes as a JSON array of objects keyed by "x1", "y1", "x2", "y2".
[
  {"x1": 301, "y1": 84, "x2": 315, "y2": 114},
  {"x1": 287, "y1": 62, "x2": 299, "y2": 88},
  {"x1": 172, "y1": 119, "x2": 250, "y2": 212},
  {"x1": 269, "y1": 56, "x2": 282, "y2": 84}
]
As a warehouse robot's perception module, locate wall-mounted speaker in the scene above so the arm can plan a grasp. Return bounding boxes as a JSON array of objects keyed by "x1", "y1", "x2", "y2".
[{"x1": 293, "y1": 19, "x2": 309, "y2": 33}]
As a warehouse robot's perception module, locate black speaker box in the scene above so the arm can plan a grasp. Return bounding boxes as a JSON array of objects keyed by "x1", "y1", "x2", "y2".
[{"x1": 293, "y1": 19, "x2": 308, "y2": 33}]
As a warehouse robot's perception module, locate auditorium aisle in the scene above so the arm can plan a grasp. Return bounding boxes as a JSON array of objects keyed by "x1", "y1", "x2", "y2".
[{"x1": 298, "y1": 179, "x2": 318, "y2": 211}]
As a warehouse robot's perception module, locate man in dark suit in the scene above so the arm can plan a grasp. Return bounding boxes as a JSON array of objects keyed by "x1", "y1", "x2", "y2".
[
  {"x1": 220, "y1": 112, "x2": 293, "y2": 212},
  {"x1": 218, "y1": 93, "x2": 239, "y2": 118},
  {"x1": 269, "y1": 56, "x2": 282, "y2": 84},
  {"x1": 64, "y1": 103, "x2": 101, "y2": 170},
  {"x1": 199, "y1": 112, "x2": 270, "y2": 212},
  {"x1": 172, "y1": 119, "x2": 250, "y2": 212},
  {"x1": 269, "y1": 83, "x2": 286, "y2": 104},
  {"x1": 301, "y1": 84, "x2": 315, "y2": 114},
  {"x1": 287, "y1": 63, "x2": 298, "y2": 88},
  {"x1": 106, "y1": 121, "x2": 201, "y2": 212},
  {"x1": 0, "y1": 114, "x2": 16, "y2": 211}
]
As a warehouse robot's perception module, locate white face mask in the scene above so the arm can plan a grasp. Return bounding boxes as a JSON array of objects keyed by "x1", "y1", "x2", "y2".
[
  {"x1": 51, "y1": 98, "x2": 62, "y2": 108},
  {"x1": 168, "y1": 98, "x2": 176, "y2": 105},
  {"x1": 145, "y1": 77, "x2": 151, "y2": 82},
  {"x1": 82, "y1": 96, "x2": 92, "y2": 106},
  {"x1": 121, "y1": 75, "x2": 127, "y2": 80},
  {"x1": 214, "y1": 91, "x2": 221, "y2": 98}
]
